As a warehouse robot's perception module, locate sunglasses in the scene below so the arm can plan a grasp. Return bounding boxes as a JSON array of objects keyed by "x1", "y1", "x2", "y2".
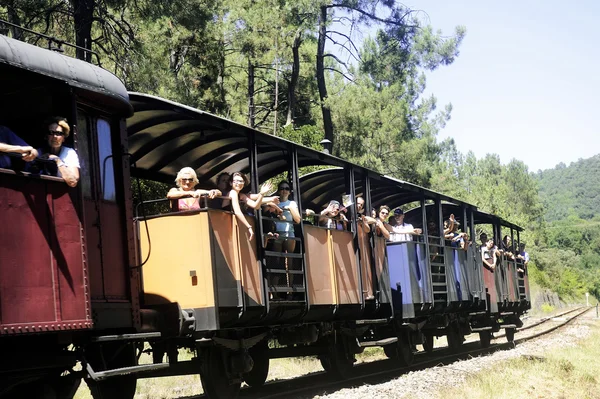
[
  {"x1": 48, "y1": 130, "x2": 65, "y2": 137},
  {"x1": 279, "y1": 187, "x2": 290, "y2": 191},
  {"x1": 181, "y1": 178, "x2": 194, "y2": 183}
]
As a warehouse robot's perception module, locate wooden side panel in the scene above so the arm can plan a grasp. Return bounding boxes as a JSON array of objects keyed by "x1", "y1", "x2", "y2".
[
  {"x1": 331, "y1": 230, "x2": 360, "y2": 304},
  {"x1": 140, "y1": 213, "x2": 215, "y2": 309},
  {"x1": 482, "y1": 262, "x2": 498, "y2": 314},
  {"x1": 374, "y1": 236, "x2": 391, "y2": 304},
  {"x1": 83, "y1": 198, "x2": 103, "y2": 299},
  {"x1": 0, "y1": 174, "x2": 91, "y2": 333},
  {"x1": 506, "y1": 261, "x2": 519, "y2": 302},
  {"x1": 304, "y1": 225, "x2": 335, "y2": 305},
  {"x1": 0, "y1": 180, "x2": 55, "y2": 324},
  {"x1": 238, "y1": 216, "x2": 263, "y2": 307},
  {"x1": 208, "y1": 211, "x2": 242, "y2": 308},
  {"x1": 100, "y1": 202, "x2": 127, "y2": 299},
  {"x1": 52, "y1": 188, "x2": 88, "y2": 321},
  {"x1": 357, "y1": 225, "x2": 374, "y2": 300}
]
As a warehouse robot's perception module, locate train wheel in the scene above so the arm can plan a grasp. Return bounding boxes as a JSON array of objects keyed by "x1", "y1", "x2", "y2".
[
  {"x1": 242, "y1": 341, "x2": 269, "y2": 388},
  {"x1": 505, "y1": 327, "x2": 516, "y2": 343},
  {"x1": 446, "y1": 323, "x2": 462, "y2": 351},
  {"x1": 199, "y1": 347, "x2": 241, "y2": 399},
  {"x1": 422, "y1": 334, "x2": 434, "y2": 353},
  {"x1": 85, "y1": 342, "x2": 137, "y2": 399},
  {"x1": 320, "y1": 335, "x2": 354, "y2": 379},
  {"x1": 479, "y1": 331, "x2": 492, "y2": 348},
  {"x1": 383, "y1": 331, "x2": 414, "y2": 366}
]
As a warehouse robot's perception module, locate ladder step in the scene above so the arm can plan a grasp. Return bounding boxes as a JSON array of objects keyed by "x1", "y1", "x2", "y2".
[
  {"x1": 500, "y1": 324, "x2": 517, "y2": 329},
  {"x1": 265, "y1": 269, "x2": 304, "y2": 274},
  {"x1": 471, "y1": 326, "x2": 493, "y2": 332},
  {"x1": 264, "y1": 251, "x2": 303, "y2": 259}
]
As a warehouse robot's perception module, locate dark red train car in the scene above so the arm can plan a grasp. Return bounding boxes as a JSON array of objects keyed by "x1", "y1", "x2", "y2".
[{"x1": 0, "y1": 33, "x2": 141, "y2": 398}]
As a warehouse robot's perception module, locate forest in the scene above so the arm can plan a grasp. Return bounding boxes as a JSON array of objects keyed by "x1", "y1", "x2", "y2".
[{"x1": 0, "y1": 0, "x2": 596, "y2": 301}]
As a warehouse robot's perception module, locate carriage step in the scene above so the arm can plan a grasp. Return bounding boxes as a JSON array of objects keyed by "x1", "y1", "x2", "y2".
[
  {"x1": 265, "y1": 269, "x2": 304, "y2": 274},
  {"x1": 360, "y1": 337, "x2": 398, "y2": 347},
  {"x1": 500, "y1": 324, "x2": 517, "y2": 329},
  {"x1": 356, "y1": 318, "x2": 389, "y2": 325},
  {"x1": 469, "y1": 311, "x2": 487, "y2": 316},
  {"x1": 470, "y1": 326, "x2": 493, "y2": 332},
  {"x1": 86, "y1": 362, "x2": 169, "y2": 381},
  {"x1": 91, "y1": 332, "x2": 161, "y2": 342}
]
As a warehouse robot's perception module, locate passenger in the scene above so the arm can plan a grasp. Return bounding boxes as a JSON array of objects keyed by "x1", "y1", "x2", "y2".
[
  {"x1": 319, "y1": 200, "x2": 348, "y2": 230},
  {"x1": 0, "y1": 125, "x2": 38, "y2": 169},
  {"x1": 444, "y1": 214, "x2": 457, "y2": 235},
  {"x1": 428, "y1": 221, "x2": 441, "y2": 261},
  {"x1": 517, "y1": 243, "x2": 529, "y2": 273},
  {"x1": 501, "y1": 235, "x2": 515, "y2": 260},
  {"x1": 388, "y1": 208, "x2": 422, "y2": 242},
  {"x1": 375, "y1": 205, "x2": 391, "y2": 240},
  {"x1": 167, "y1": 167, "x2": 221, "y2": 211},
  {"x1": 272, "y1": 181, "x2": 301, "y2": 254},
  {"x1": 261, "y1": 202, "x2": 281, "y2": 246},
  {"x1": 213, "y1": 172, "x2": 280, "y2": 210},
  {"x1": 356, "y1": 196, "x2": 377, "y2": 233},
  {"x1": 36, "y1": 117, "x2": 80, "y2": 186},
  {"x1": 481, "y1": 238, "x2": 497, "y2": 271},
  {"x1": 479, "y1": 232, "x2": 488, "y2": 249},
  {"x1": 461, "y1": 233, "x2": 471, "y2": 251},
  {"x1": 445, "y1": 220, "x2": 465, "y2": 248},
  {"x1": 227, "y1": 171, "x2": 273, "y2": 241}
]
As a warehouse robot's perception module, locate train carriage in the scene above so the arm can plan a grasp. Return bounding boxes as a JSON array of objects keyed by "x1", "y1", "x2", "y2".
[{"x1": 0, "y1": 29, "x2": 530, "y2": 399}]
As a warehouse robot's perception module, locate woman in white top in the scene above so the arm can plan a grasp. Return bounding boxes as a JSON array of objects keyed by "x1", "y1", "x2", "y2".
[{"x1": 38, "y1": 117, "x2": 80, "y2": 187}]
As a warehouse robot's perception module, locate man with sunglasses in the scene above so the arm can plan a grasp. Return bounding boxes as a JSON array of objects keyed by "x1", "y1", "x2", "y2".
[
  {"x1": 38, "y1": 117, "x2": 80, "y2": 187},
  {"x1": 0, "y1": 125, "x2": 38, "y2": 169}
]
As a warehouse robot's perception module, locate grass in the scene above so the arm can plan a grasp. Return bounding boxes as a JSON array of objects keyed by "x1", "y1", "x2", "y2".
[{"x1": 437, "y1": 321, "x2": 600, "y2": 399}]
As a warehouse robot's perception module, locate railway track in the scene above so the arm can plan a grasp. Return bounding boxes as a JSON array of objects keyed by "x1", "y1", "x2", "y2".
[{"x1": 227, "y1": 306, "x2": 592, "y2": 399}]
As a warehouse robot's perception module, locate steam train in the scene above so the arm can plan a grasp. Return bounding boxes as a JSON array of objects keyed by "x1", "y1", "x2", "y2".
[{"x1": 0, "y1": 31, "x2": 529, "y2": 399}]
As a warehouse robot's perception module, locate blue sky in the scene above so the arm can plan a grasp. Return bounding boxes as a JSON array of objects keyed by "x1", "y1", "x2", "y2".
[{"x1": 400, "y1": 0, "x2": 600, "y2": 172}]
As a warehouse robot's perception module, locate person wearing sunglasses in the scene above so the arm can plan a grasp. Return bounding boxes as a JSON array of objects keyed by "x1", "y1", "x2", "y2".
[
  {"x1": 167, "y1": 167, "x2": 221, "y2": 211},
  {"x1": 375, "y1": 205, "x2": 391, "y2": 240},
  {"x1": 226, "y1": 172, "x2": 273, "y2": 241},
  {"x1": 37, "y1": 117, "x2": 80, "y2": 187},
  {"x1": 272, "y1": 180, "x2": 300, "y2": 256},
  {"x1": 0, "y1": 125, "x2": 38, "y2": 170}
]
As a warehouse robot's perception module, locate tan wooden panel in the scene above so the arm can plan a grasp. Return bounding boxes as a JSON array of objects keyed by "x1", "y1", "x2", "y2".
[
  {"x1": 374, "y1": 236, "x2": 387, "y2": 278},
  {"x1": 140, "y1": 213, "x2": 215, "y2": 309},
  {"x1": 209, "y1": 211, "x2": 240, "y2": 282},
  {"x1": 357, "y1": 225, "x2": 374, "y2": 300},
  {"x1": 304, "y1": 225, "x2": 336, "y2": 305},
  {"x1": 238, "y1": 216, "x2": 263, "y2": 306},
  {"x1": 331, "y1": 230, "x2": 360, "y2": 304}
]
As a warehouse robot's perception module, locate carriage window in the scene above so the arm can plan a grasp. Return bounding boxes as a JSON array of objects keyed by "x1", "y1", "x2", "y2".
[
  {"x1": 77, "y1": 112, "x2": 92, "y2": 198},
  {"x1": 97, "y1": 118, "x2": 116, "y2": 201}
]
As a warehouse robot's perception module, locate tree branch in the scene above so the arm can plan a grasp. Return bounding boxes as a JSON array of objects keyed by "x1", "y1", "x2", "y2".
[{"x1": 324, "y1": 67, "x2": 354, "y2": 82}]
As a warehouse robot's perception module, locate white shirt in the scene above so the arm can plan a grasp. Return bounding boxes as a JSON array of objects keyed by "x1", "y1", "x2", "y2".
[
  {"x1": 57, "y1": 146, "x2": 80, "y2": 178},
  {"x1": 390, "y1": 223, "x2": 414, "y2": 242}
]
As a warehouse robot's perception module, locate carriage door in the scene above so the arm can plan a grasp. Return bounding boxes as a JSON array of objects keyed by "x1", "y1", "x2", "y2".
[{"x1": 79, "y1": 112, "x2": 129, "y2": 313}]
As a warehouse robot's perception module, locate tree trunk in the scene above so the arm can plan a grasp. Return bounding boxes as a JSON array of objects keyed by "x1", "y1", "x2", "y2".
[
  {"x1": 6, "y1": 1, "x2": 23, "y2": 40},
  {"x1": 247, "y1": 58, "x2": 255, "y2": 128},
  {"x1": 71, "y1": 0, "x2": 94, "y2": 62},
  {"x1": 316, "y1": 5, "x2": 334, "y2": 148},
  {"x1": 285, "y1": 29, "x2": 302, "y2": 128}
]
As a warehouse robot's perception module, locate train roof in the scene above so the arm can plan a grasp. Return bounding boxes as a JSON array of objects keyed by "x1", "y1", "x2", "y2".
[
  {"x1": 299, "y1": 168, "x2": 475, "y2": 211},
  {"x1": 0, "y1": 34, "x2": 132, "y2": 116},
  {"x1": 128, "y1": 92, "x2": 362, "y2": 185}
]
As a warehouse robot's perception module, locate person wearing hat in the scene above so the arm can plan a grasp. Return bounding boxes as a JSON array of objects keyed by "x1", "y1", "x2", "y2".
[
  {"x1": 389, "y1": 208, "x2": 422, "y2": 242},
  {"x1": 38, "y1": 116, "x2": 80, "y2": 187}
]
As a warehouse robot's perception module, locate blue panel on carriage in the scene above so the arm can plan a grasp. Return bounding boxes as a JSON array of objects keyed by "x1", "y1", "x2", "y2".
[
  {"x1": 454, "y1": 249, "x2": 471, "y2": 302},
  {"x1": 387, "y1": 242, "x2": 430, "y2": 319}
]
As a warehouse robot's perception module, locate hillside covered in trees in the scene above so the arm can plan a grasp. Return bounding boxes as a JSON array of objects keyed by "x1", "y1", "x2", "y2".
[{"x1": 0, "y1": 1, "x2": 597, "y2": 301}]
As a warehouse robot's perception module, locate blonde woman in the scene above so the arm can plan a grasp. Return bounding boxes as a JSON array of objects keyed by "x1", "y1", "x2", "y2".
[
  {"x1": 38, "y1": 117, "x2": 79, "y2": 187},
  {"x1": 167, "y1": 167, "x2": 221, "y2": 211},
  {"x1": 226, "y1": 172, "x2": 273, "y2": 241}
]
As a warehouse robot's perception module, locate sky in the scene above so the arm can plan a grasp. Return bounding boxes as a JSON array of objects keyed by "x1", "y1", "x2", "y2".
[{"x1": 396, "y1": 0, "x2": 600, "y2": 172}]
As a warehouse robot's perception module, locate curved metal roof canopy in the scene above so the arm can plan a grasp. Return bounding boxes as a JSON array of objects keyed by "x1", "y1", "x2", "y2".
[
  {"x1": 0, "y1": 34, "x2": 131, "y2": 116},
  {"x1": 299, "y1": 168, "x2": 475, "y2": 212},
  {"x1": 127, "y1": 93, "x2": 349, "y2": 186}
]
